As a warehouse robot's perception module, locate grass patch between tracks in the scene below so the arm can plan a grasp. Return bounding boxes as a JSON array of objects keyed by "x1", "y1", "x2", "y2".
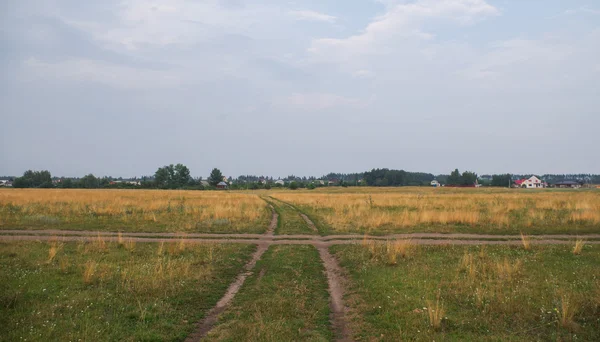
[{"x1": 206, "y1": 245, "x2": 332, "y2": 341}]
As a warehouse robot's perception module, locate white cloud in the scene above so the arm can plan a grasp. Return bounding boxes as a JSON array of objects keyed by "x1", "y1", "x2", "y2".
[
  {"x1": 289, "y1": 10, "x2": 336, "y2": 23},
  {"x1": 308, "y1": 0, "x2": 499, "y2": 61}
]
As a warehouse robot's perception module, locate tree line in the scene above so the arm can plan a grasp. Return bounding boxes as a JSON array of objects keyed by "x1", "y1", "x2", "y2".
[{"x1": 8, "y1": 166, "x2": 600, "y2": 189}]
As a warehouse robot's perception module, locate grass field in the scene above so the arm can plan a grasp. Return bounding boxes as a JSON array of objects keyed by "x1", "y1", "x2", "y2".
[
  {"x1": 272, "y1": 187, "x2": 600, "y2": 235},
  {"x1": 0, "y1": 189, "x2": 270, "y2": 233},
  {"x1": 0, "y1": 240, "x2": 255, "y2": 341},
  {"x1": 205, "y1": 245, "x2": 332, "y2": 341},
  {"x1": 331, "y1": 242, "x2": 600, "y2": 341},
  {"x1": 263, "y1": 197, "x2": 320, "y2": 235}
]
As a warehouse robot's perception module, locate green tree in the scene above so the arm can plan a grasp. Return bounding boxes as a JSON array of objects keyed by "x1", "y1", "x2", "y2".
[
  {"x1": 173, "y1": 164, "x2": 192, "y2": 188},
  {"x1": 491, "y1": 174, "x2": 512, "y2": 187},
  {"x1": 447, "y1": 169, "x2": 462, "y2": 185},
  {"x1": 13, "y1": 170, "x2": 53, "y2": 188},
  {"x1": 154, "y1": 164, "x2": 193, "y2": 189},
  {"x1": 154, "y1": 165, "x2": 172, "y2": 188},
  {"x1": 209, "y1": 168, "x2": 224, "y2": 187},
  {"x1": 80, "y1": 174, "x2": 99, "y2": 188},
  {"x1": 289, "y1": 181, "x2": 299, "y2": 190},
  {"x1": 460, "y1": 171, "x2": 478, "y2": 186}
]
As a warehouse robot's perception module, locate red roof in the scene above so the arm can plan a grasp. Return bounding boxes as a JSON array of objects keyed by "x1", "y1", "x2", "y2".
[{"x1": 514, "y1": 179, "x2": 525, "y2": 185}]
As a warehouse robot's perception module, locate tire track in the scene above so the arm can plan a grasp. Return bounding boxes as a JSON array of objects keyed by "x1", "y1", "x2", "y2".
[
  {"x1": 185, "y1": 243, "x2": 268, "y2": 342},
  {"x1": 185, "y1": 203, "x2": 276, "y2": 341},
  {"x1": 318, "y1": 246, "x2": 352, "y2": 342}
]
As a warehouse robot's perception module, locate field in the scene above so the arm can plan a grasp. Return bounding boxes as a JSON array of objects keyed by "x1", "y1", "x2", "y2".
[
  {"x1": 2, "y1": 187, "x2": 600, "y2": 341},
  {"x1": 271, "y1": 187, "x2": 600, "y2": 235},
  {"x1": 0, "y1": 189, "x2": 270, "y2": 233},
  {"x1": 332, "y1": 242, "x2": 600, "y2": 341},
  {"x1": 0, "y1": 239, "x2": 255, "y2": 341}
]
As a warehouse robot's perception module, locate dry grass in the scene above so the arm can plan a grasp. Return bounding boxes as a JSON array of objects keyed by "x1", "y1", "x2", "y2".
[
  {"x1": 573, "y1": 238, "x2": 585, "y2": 255},
  {"x1": 271, "y1": 188, "x2": 600, "y2": 233},
  {"x1": 0, "y1": 189, "x2": 269, "y2": 232},
  {"x1": 47, "y1": 241, "x2": 63, "y2": 263},
  {"x1": 361, "y1": 238, "x2": 414, "y2": 265},
  {"x1": 558, "y1": 294, "x2": 579, "y2": 331},
  {"x1": 82, "y1": 260, "x2": 97, "y2": 284},
  {"x1": 520, "y1": 232, "x2": 531, "y2": 250},
  {"x1": 426, "y1": 292, "x2": 446, "y2": 331}
]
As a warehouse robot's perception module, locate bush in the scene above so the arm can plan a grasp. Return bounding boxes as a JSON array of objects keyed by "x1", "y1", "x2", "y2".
[{"x1": 289, "y1": 181, "x2": 299, "y2": 190}]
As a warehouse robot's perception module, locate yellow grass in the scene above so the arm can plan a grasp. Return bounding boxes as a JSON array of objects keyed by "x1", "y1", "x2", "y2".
[
  {"x1": 0, "y1": 189, "x2": 268, "y2": 232},
  {"x1": 426, "y1": 293, "x2": 446, "y2": 330},
  {"x1": 520, "y1": 232, "x2": 531, "y2": 250},
  {"x1": 271, "y1": 188, "x2": 600, "y2": 233},
  {"x1": 83, "y1": 260, "x2": 97, "y2": 284},
  {"x1": 47, "y1": 241, "x2": 63, "y2": 263},
  {"x1": 573, "y1": 238, "x2": 585, "y2": 255},
  {"x1": 558, "y1": 294, "x2": 579, "y2": 331}
]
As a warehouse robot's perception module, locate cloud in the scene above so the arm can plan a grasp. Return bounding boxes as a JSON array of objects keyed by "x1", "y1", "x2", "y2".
[
  {"x1": 308, "y1": 0, "x2": 499, "y2": 62},
  {"x1": 563, "y1": 7, "x2": 600, "y2": 16},
  {"x1": 289, "y1": 10, "x2": 336, "y2": 23}
]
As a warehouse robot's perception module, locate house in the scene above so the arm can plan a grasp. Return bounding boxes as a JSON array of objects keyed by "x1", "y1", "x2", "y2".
[
  {"x1": 200, "y1": 180, "x2": 210, "y2": 187},
  {"x1": 0, "y1": 180, "x2": 12, "y2": 187},
  {"x1": 430, "y1": 180, "x2": 441, "y2": 187},
  {"x1": 217, "y1": 181, "x2": 228, "y2": 189},
  {"x1": 515, "y1": 176, "x2": 545, "y2": 189},
  {"x1": 553, "y1": 181, "x2": 581, "y2": 189},
  {"x1": 274, "y1": 180, "x2": 285, "y2": 186}
]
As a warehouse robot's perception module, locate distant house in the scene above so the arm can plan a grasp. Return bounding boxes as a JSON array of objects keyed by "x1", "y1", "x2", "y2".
[
  {"x1": 217, "y1": 181, "x2": 228, "y2": 189},
  {"x1": 515, "y1": 176, "x2": 545, "y2": 189},
  {"x1": 200, "y1": 180, "x2": 210, "y2": 187},
  {"x1": 274, "y1": 180, "x2": 285, "y2": 186},
  {"x1": 0, "y1": 180, "x2": 12, "y2": 187},
  {"x1": 328, "y1": 178, "x2": 339, "y2": 186},
  {"x1": 430, "y1": 180, "x2": 441, "y2": 187},
  {"x1": 553, "y1": 181, "x2": 581, "y2": 189}
]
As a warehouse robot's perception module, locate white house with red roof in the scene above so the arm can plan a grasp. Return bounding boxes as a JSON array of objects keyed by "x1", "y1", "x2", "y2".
[{"x1": 514, "y1": 176, "x2": 546, "y2": 188}]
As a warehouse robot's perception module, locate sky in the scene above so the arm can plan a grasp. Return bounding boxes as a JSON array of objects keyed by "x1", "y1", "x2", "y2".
[{"x1": 1, "y1": 0, "x2": 599, "y2": 178}]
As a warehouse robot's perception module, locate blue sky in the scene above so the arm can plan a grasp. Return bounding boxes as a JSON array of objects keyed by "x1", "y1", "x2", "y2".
[{"x1": 1, "y1": 0, "x2": 599, "y2": 178}]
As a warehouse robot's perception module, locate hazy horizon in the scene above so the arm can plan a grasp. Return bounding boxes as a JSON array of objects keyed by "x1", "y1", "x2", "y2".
[{"x1": 2, "y1": 0, "x2": 599, "y2": 178}]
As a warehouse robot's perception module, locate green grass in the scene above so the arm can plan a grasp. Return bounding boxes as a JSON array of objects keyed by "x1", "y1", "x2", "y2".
[
  {"x1": 0, "y1": 240, "x2": 255, "y2": 341},
  {"x1": 206, "y1": 245, "x2": 332, "y2": 341},
  {"x1": 263, "y1": 197, "x2": 318, "y2": 235},
  {"x1": 331, "y1": 243, "x2": 600, "y2": 341}
]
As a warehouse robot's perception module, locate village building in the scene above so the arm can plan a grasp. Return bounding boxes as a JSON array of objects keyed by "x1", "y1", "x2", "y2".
[
  {"x1": 514, "y1": 176, "x2": 545, "y2": 189},
  {"x1": 553, "y1": 181, "x2": 581, "y2": 189}
]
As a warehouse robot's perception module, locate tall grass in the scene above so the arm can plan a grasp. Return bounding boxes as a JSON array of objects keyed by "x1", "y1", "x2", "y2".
[
  {"x1": 520, "y1": 232, "x2": 531, "y2": 250},
  {"x1": 573, "y1": 239, "x2": 585, "y2": 255},
  {"x1": 426, "y1": 291, "x2": 446, "y2": 331},
  {"x1": 558, "y1": 294, "x2": 578, "y2": 331},
  {"x1": 0, "y1": 189, "x2": 269, "y2": 232},
  {"x1": 271, "y1": 189, "x2": 600, "y2": 233}
]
